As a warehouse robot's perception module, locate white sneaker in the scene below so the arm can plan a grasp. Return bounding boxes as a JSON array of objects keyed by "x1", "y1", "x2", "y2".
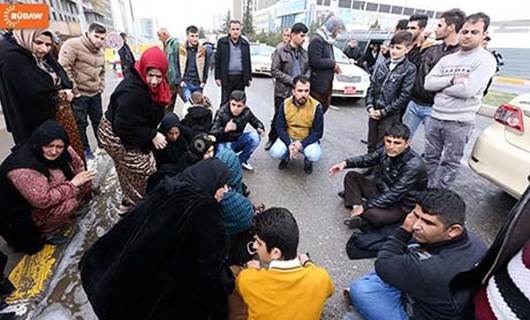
[{"x1": 241, "y1": 162, "x2": 254, "y2": 171}]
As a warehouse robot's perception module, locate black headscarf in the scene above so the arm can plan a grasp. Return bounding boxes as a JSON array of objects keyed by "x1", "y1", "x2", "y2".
[
  {"x1": 156, "y1": 112, "x2": 188, "y2": 164},
  {"x1": 164, "y1": 158, "x2": 231, "y2": 196},
  {"x1": 0, "y1": 120, "x2": 73, "y2": 179}
]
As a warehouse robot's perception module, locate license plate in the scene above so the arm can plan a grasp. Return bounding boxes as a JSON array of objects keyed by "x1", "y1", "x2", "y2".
[{"x1": 344, "y1": 86, "x2": 357, "y2": 94}]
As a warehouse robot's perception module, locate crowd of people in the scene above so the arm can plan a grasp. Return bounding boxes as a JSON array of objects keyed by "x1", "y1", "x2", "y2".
[{"x1": 0, "y1": 6, "x2": 527, "y2": 320}]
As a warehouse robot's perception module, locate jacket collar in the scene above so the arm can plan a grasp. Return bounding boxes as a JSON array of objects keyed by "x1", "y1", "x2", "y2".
[
  {"x1": 421, "y1": 230, "x2": 469, "y2": 254},
  {"x1": 81, "y1": 33, "x2": 99, "y2": 53}
]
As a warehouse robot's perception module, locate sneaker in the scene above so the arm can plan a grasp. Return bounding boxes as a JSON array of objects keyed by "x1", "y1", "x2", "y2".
[
  {"x1": 264, "y1": 139, "x2": 274, "y2": 151},
  {"x1": 278, "y1": 159, "x2": 289, "y2": 170},
  {"x1": 304, "y1": 159, "x2": 313, "y2": 174},
  {"x1": 241, "y1": 162, "x2": 254, "y2": 171}
]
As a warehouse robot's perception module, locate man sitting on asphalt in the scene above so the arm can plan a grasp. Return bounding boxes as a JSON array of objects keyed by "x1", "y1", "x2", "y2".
[
  {"x1": 269, "y1": 75, "x2": 324, "y2": 174},
  {"x1": 234, "y1": 207, "x2": 334, "y2": 320},
  {"x1": 348, "y1": 189, "x2": 487, "y2": 320},
  {"x1": 211, "y1": 90, "x2": 265, "y2": 171},
  {"x1": 329, "y1": 123, "x2": 427, "y2": 229}
]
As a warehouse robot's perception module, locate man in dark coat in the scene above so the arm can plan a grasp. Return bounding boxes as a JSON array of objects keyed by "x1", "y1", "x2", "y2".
[
  {"x1": 118, "y1": 32, "x2": 135, "y2": 77},
  {"x1": 308, "y1": 16, "x2": 345, "y2": 114},
  {"x1": 215, "y1": 20, "x2": 252, "y2": 106}
]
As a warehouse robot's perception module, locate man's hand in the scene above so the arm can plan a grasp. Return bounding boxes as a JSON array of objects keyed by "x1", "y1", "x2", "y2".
[
  {"x1": 257, "y1": 128, "x2": 265, "y2": 137},
  {"x1": 351, "y1": 205, "x2": 364, "y2": 217},
  {"x1": 402, "y1": 211, "x2": 418, "y2": 233},
  {"x1": 334, "y1": 64, "x2": 342, "y2": 74},
  {"x1": 369, "y1": 109, "x2": 382, "y2": 120},
  {"x1": 61, "y1": 89, "x2": 75, "y2": 102},
  {"x1": 152, "y1": 132, "x2": 168, "y2": 149},
  {"x1": 289, "y1": 141, "x2": 303, "y2": 159},
  {"x1": 246, "y1": 260, "x2": 261, "y2": 269},
  {"x1": 225, "y1": 119, "x2": 237, "y2": 132},
  {"x1": 215, "y1": 79, "x2": 221, "y2": 87},
  {"x1": 329, "y1": 161, "x2": 347, "y2": 177}
]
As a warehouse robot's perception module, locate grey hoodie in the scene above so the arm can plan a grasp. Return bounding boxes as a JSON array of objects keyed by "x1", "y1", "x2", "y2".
[{"x1": 424, "y1": 47, "x2": 496, "y2": 122}]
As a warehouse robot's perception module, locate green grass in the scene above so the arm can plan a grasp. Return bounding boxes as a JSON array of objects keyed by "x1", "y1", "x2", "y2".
[{"x1": 483, "y1": 90, "x2": 518, "y2": 107}]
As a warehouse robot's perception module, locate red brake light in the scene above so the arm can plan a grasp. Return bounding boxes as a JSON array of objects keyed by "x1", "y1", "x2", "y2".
[{"x1": 494, "y1": 104, "x2": 525, "y2": 133}]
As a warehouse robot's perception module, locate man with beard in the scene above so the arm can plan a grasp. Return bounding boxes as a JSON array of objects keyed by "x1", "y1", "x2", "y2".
[
  {"x1": 403, "y1": 8, "x2": 466, "y2": 138},
  {"x1": 406, "y1": 13, "x2": 429, "y2": 67},
  {"x1": 269, "y1": 75, "x2": 323, "y2": 174}
]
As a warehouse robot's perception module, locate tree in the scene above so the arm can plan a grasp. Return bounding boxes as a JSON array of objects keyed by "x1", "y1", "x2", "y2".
[
  {"x1": 220, "y1": 10, "x2": 231, "y2": 33},
  {"x1": 242, "y1": 0, "x2": 254, "y2": 37}
]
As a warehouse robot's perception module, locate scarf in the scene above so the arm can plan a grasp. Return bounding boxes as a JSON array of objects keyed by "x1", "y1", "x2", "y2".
[
  {"x1": 215, "y1": 148, "x2": 243, "y2": 193},
  {"x1": 12, "y1": 28, "x2": 59, "y2": 83},
  {"x1": 164, "y1": 158, "x2": 231, "y2": 196},
  {"x1": 158, "y1": 113, "x2": 188, "y2": 162},
  {"x1": 135, "y1": 46, "x2": 171, "y2": 106},
  {"x1": 317, "y1": 16, "x2": 346, "y2": 45}
]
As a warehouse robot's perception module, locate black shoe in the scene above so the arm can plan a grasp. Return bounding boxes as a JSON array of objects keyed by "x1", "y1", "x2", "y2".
[
  {"x1": 264, "y1": 139, "x2": 274, "y2": 151},
  {"x1": 304, "y1": 159, "x2": 313, "y2": 174},
  {"x1": 343, "y1": 217, "x2": 367, "y2": 229},
  {"x1": 242, "y1": 182, "x2": 251, "y2": 197},
  {"x1": 278, "y1": 159, "x2": 289, "y2": 170},
  {"x1": 43, "y1": 234, "x2": 69, "y2": 245},
  {"x1": 337, "y1": 191, "x2": 345, "y2": 199},
  {"x1": 0, "y1": 279, "x2": 15, "y2": 298}
]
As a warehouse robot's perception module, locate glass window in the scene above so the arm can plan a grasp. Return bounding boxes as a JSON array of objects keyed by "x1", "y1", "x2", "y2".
[
  {"x1": 366, "y1": 2, "x2": 378, "y2": 11},
  {"x1": 427, "y1": 10, "x2": 435, "y2": 18},
  {"x1": 352, "y1": 1, "x2": 365, "y2": 10},
  {"x1": 415, "y1": 9, "x2": 426, "y2": 14},
  {"x1": 324, "y1": 0, "x2": 331, "y2": 6},
  {"x1": 403, "y1": 7, "x2": 414, "y2": 15},
  {"x1": 435, "y1": 11, "x2": 442, "y2": 19},
  {"x1": 338, "y1": 0, "x2": 352, "y2": 8},
  {"x1": 391, "y1": 6, "x2": 403, "y2": 15},
  {"x1": 379, "y1": 4, "x2": 390, "y2": 13},
  {"x1": 317, "y1": 0, "x2": 323, "y2": 5}
]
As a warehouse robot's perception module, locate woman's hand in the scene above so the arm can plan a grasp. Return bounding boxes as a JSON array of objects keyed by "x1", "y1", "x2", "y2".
[
  {"x1": 61, "y1": 89, "x2": 75, "y2": 102},
  {"x1": 71, "y1": 170, "x2": 96, "y2": 187},
  {"x1": 152, "y1": 132, "x2": 167, "y2": 149}
]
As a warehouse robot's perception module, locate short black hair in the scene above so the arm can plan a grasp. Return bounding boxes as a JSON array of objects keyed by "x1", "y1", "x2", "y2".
[
  {"x1": 409, "y1": 13, "x2": 429, "y2": 29},
  {"x1": 119, "y1": 32, "x2": 127, "y2": 38},
  {"x1": 395, "y1": 19, "x2": 409, "y2": 31},
  {"x1": 229, "y1": 20, "x2": 241, "y2": 26},
  {"x1": 252, "y1": 207, "x2": 299, "y2": 260},
  {"x1": 416, "y1": 189, "x2": 466, "y2": 228},
  {"x1": 230, "y1": 90, "x2": 246, "y2": 103},
  {"x1": 466, "y1": 12, "x2": 490, "y2": 31},
  {"x1": 290, "y1": 22, "x2": 308, "y2": 35},
  {"x1": 390, "y1": 31, "x2": 413, "y2": 47},
  {"x1": 384, "y1": 122, "x2": 411, "y2": 140},
  {"x1": 441, "y1": 8, "x2": 467, "y2": 33},
  {"x1": 186, "y1": 25, "x2": 199, "y2": 34},
  {"x1": 292, "y1": 75, "x2": 310, "y2": 88},
  {"x1": 88, "y1": 22, "x2": 106, "y2": 34}
]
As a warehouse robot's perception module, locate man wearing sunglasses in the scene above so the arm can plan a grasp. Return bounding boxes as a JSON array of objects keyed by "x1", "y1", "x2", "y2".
[{"x1": 424, "y1": 12, "x2": 497, "y2": 189}]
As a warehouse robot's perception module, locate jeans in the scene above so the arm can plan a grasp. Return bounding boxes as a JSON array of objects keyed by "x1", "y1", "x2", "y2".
[
  {"x1": 72, "y1": 93, "x2": 102, "y2": 151},
  {"x1": 269, "y1": 139, "x2": 322, "y2": 162},
  {"x1": 349, "y1": 272, "x2": 409, "y2": 320},
  {"x1": 217, "y1": 131, "x2": 260, "y2": 164},
  {"x1": 402, "y1": 100, "x2": 432, "y2": 138},
  {"x1": 181, "y1": 82, "x2": 203, "y2": 102},
  {"x1": 424, "y1": 118, "x2": 474, "y2": 189}
]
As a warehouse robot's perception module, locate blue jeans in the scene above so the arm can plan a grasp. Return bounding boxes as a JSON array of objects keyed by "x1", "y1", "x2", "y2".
[
  {"x1": 402, "y1": 100, "x2": 432, "y2": 138},
  {"x1": 349, "y1": 272, "x2": 409, "y2": 320},
  {"x1": 217, "y1": 131, "x2": 261, "y2": 163},
  {"x1": 181, "y1": 82, "x2": 203, "y2": 102},
  {"x1": 269, "y1": 139, "x2": 322, "y2": 162}
]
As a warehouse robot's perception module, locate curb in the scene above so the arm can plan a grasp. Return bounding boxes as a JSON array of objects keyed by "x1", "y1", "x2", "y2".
[{"x1": 495, "y1": 76, "x2": 530, "y2": 86}]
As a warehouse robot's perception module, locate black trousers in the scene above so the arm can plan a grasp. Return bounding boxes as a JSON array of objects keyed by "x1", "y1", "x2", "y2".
[
  {"x1": 268, "y1": 96, "x2": 285, "y2": 142},
  {"x1": 221, "y1": 74, "x2": 246, "y2": 106},
  {"x1": 343, "y1": 171, "x2": 406, "y2": 227},
  {"x1": 367, "y1": 113, "x2": 400, "y2": 153},
  {"x1": 311, "y1": 85, "x2": 332, "y2": 113}
]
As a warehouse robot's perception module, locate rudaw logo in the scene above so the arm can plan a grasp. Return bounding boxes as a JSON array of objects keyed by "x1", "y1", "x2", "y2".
[{"x1": 0, "y1": 4, "x2": 49, "y2": 29}]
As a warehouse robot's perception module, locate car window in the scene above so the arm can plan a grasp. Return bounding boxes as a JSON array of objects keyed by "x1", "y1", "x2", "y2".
[
  {"x1": 250, "y1": 45, "x2": 275, "y2": 56},
  {"x1": 334, "y1": 46, "x2": 351, "y2": 64}
]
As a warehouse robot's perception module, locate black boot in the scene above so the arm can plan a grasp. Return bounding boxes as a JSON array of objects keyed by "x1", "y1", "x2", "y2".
[
  {"x1": 304, "y1": 158, "x2": 313, "y2": 174},
  {"x1": 278, "y1": 159, "x2": 289, "y2": 170},
  {"x1": 0, "y1": 279, "x2": 14, "y2": 298}
]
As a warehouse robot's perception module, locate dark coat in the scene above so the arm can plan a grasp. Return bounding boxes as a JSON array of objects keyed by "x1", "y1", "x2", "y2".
[
  {"x1": 366, "y1": 58, "x2": 417, "y2": 118},
  {"x1": 104, "y1": 68, "x2": 165, "y2": 153},
  {"x1": 343, "y1": 45, "x2": 362, "y2": 61},
  {"x1": 307, "y1": 33, "x2": 336, "y2": 94},
  {"x1": 271, "y1": 44, "x2": 310, "y2": 98},
  {"x1": 345, "y1": 147, "x2": 428, "y2": 211},
  {"x1": 0, "y1": 36, "x2": 72, "y2": 144},
  {"x1": 210, "y1": 104, "x2": 264, "y2": 143},
  {"x1": 180, "y1": 106, "x2": 213, "y2": 142},
  {"x1": 118, "y1": 42, "x2": 135, "y2": 70},
  {"x1": 214, "y1": 36, "x2": 252, "y2": 85}
]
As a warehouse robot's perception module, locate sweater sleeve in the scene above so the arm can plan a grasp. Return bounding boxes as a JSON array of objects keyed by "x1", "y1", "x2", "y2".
[
  {"x1": 301, "y1": 105, "x2": 323, "y2": 147},
  {"x1": 424, "y1": 56, "x2": 453, "y2": 92},
  {"x1": 441, "y1": 54, "x2": 497, "y2": 99},
  {"x1": 8, "y1": 168, "x2": 77, "y2": 209}
]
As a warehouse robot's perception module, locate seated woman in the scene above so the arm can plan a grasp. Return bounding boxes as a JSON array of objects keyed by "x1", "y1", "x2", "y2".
[
  {"x1": 80, "y1": 159, "x2": 233, "y2": 319},
  {"x1": 181, "y1": 92, "x2": 213, "y2": 142},
  {"x1": 98, "y1": 46, "x2": 171, "y2": 214},
  {"x1": 0, "y1": 120, "x2": 94, "y2": 252}
]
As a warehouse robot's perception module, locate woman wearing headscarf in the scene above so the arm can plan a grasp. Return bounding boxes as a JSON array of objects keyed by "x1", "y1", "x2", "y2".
[
  {"x1": 80, "y1": 158, "x2": 232, "y2": 320},
  {"x1": 98, "y1": 46, "x2": 171, "y2": 213},
  {"x1": 0, "y1": 120, "x2": 94, "y2": 253},
  {"x1": 308, "y1": 16, "x2": 346, "y2": 113},
  {"x1": 0, "y1": 29, "x2": 84, "y2": 158}
]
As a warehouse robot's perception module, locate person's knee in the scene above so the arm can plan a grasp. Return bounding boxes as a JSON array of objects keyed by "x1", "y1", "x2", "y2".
[
  {"x1": 269, "y1": 141, "x2": 287, "y2": 159},
  {"x1": 248, "y1": 131, "x2": 261, "y2": 146},
  {"x1": 304, "y1": 143, "x2": 321, "y2": 162}
]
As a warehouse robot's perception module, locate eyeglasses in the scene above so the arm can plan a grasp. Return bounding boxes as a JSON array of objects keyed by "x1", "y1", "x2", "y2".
[
  {"x1": 33, "y1": 39, "x2": 53, "y2": 47},
  {"x1": 460, "y1": 30, "x2": 482, "y2": 35}
]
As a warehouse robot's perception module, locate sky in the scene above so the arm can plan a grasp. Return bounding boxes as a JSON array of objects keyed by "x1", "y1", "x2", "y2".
[{"x1": 131, "y1": 0, "x2": 527, "y2": 37}]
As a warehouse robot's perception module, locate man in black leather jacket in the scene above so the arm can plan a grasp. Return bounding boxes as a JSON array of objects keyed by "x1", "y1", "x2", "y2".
[
  {"x1": 329, "y1": 123, "x2": 427, "y2": 229},
  {"x1": 365, "y1": 31, "x2": 416, "y2": 153}
]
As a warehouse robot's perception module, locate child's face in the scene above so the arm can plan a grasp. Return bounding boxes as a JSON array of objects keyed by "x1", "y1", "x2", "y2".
[
  {"x1": 390, "y1": 43, "x2": 410, "y2": 60},
  {"x1": 229, "y1": 100, "x2": 246, "y2": 116}
]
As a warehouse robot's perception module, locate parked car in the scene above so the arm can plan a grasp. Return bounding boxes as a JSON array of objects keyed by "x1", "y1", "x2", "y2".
[
  {"x1": 332, "y1": 46, "x2": 370, "y2": 99},
  {"x1": 469, "y1": 93, "x2": 530, "y2": 198},
  {"x1": 250, "y1": 43, "x2": 275, "y2": 76}
]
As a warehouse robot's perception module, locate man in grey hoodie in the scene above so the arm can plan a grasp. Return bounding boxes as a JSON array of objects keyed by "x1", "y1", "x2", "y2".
[{"x1": 424, "y1": 12, "x2": 496, "y2": 189}]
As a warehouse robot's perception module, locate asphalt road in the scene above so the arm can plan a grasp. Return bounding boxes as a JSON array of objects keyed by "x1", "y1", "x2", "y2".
[{"x1": 0, "y1": 75, "x2": 517, "y2": 319}]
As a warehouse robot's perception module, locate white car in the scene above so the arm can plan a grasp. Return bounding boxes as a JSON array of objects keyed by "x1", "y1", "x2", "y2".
[
  {"x1": 469, "y1": 93, "x2": 530, "y2": 198},
  {"x1": 332, "y1": 46, "x2": 370, "y2": 99},
  {"x1": 250, "y1": 44, "x2": 275, "y2": 76}
]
